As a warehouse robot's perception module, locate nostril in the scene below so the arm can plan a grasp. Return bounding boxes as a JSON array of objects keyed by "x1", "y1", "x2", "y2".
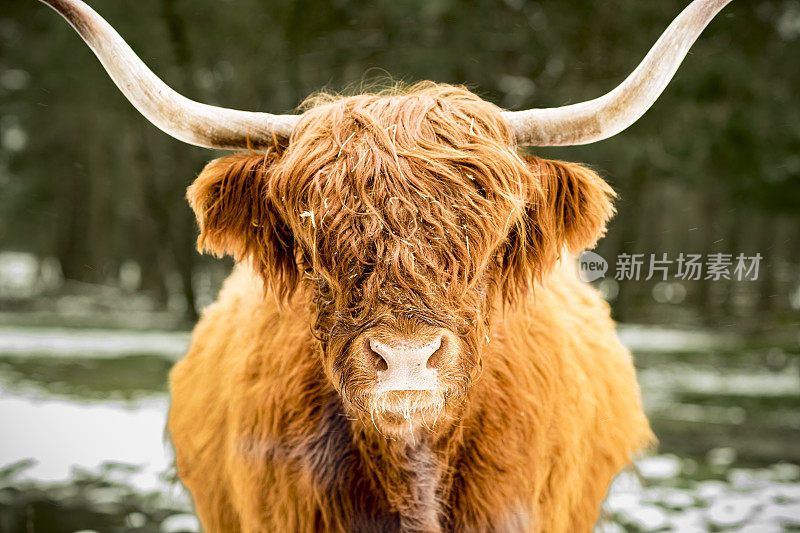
[
  {"x1": 426, "y1": 335, "x2": 446, "y2": 370},
  {"x1": 364, "y1": 337, "x2": 388, "y2": 372}
]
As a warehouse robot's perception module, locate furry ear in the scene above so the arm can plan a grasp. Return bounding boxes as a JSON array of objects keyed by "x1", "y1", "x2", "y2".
[
  {"x1": 531, "y1": 156, "x2": 617, "y2": 253},
  {"x1": 187, "y1": 150, "x2": 298, "y2": 298},
  {"x1": 501, "y1": 155, "x2": 616, "y2": 300}
]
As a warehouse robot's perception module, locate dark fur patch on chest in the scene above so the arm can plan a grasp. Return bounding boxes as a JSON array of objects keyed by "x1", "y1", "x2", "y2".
[{"x1": 304, "y1": 393, "x2": 403, "y2": 531}]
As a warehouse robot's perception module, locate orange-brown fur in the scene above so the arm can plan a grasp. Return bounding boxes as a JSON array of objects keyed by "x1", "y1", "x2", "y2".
[{"x1": 169, "y1": 83, "x2": 652, "y2": 532}]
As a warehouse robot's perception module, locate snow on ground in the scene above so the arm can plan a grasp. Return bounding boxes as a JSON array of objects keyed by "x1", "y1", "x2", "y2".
[
  {"x1": 1, "y1": 324, "x2": 799, "y2": 531},
  {"x1": 2, "y1": 387, "x2": 799, "y2": 531},
  {"x1": 0, "y1": 392, "x2": 171, "y2": 489},
  {"x1": 0, "y1": 326, "x2": 189, "y2": 359}
]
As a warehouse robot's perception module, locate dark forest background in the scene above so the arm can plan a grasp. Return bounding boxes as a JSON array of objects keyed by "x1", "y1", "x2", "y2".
[{"x1": 1, "y1": 0, "x2": 798, "y2": 330}]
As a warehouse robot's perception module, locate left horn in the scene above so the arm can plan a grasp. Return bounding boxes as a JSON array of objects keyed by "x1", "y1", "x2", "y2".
[
  {"x1": 503, "y1": 0, "x2": 733, "y2": 146},
  {"x1": 38, "y1": 0, "x2": 299, "y2": 149}
]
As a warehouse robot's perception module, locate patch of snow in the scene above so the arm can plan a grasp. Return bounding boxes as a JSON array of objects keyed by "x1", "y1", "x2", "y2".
[
  {"x1": 706, "y1": 496, "x2": 760, "y2": 527},
  {"x1": 0, "y1": 392, "x2": 171, "y2": 491},
  {"x1": 638, "y1": 454, "x2": 681, "y2": 480},
  {"x1": 0, "y1": 327, "x2": 189, "y2": 359},
  {"x1": 160, "y1": 513, "x2": 201, "y2": 533},
  {"x1": 616, "y1": 324, "x2": 736, "y2": 353},
  {"x1": 625, "y1": 504, "x2": 669, "y2": 531}
]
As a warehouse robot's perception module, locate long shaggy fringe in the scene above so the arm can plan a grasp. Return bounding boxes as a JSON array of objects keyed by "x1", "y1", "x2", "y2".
[{"x1": 274, "y1": 83, "x2": 539, "y2": 318}]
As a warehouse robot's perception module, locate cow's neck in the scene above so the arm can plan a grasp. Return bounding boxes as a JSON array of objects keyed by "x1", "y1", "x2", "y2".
[{"x1": 355, "y1": 425, "x2": 449, "y2": 532}]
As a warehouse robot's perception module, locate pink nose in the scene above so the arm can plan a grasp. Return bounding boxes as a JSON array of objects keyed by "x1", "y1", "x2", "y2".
[{"x1": 366, "y1": 336, "x2": 443, "y2": 392}]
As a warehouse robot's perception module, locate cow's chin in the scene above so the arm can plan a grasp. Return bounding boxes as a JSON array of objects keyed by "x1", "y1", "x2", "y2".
[{"x1": 355, "y1": 389, "x2": 455, "y2": 439}]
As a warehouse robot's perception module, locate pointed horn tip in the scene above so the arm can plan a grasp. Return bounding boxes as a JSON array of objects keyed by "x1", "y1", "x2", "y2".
[{"x1": 506, "y1": 0, "x2": 736, "y2": 147}]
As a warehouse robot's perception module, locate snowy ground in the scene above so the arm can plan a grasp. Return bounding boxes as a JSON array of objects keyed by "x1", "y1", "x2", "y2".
[
  {"x1": 602, "y1": 456, "x2": 800, "y2": 532},
  {"x1": 1, "y1": 325, "x2": 799, "y2": 531}
]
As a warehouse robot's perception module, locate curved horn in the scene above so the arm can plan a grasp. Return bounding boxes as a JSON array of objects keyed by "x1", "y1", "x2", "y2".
[
  {"x1": 503, "y1": 0, "x2": 733, "y2": 146},
  {"x1": 38, "y1": 0, "x2": 299, "y2": 149}
]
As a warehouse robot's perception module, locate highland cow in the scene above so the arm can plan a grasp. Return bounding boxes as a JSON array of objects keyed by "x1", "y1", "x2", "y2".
[{"x1": 39, "y1": 0, "x2": 734, "y2": 531}]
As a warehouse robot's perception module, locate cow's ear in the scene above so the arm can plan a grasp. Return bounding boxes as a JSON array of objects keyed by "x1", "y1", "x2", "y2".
[
  {"x1": 187, "y1": 151, "x2": 298, "y2": 298},
  {"x1": 530, "y1": 156, "x2": 616, "y2": 253},
  {"x1": 500, "y1": 155, "x2": 615, "y2": 301}
]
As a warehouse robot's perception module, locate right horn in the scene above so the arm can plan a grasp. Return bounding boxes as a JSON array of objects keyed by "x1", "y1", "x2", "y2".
[{"x1": 503, "y1": 0, "x2": 733, "y2": 146}]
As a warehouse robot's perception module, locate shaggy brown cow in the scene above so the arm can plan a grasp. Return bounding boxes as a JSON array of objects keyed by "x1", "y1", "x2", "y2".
[{"x1": 39, "y1": 0, "x2": 734, "y2": 531}]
